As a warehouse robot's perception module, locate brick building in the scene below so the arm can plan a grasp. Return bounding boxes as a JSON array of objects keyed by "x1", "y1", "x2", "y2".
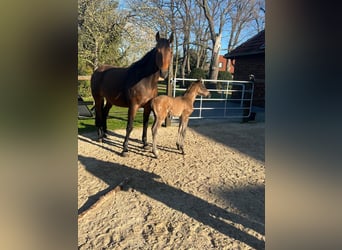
[
  {"x1": 224, "y1": 30, "x2": 265, "y2": 107},
  {"x1": 218, "y1": 55, "x2": 228, "y2": 72}
]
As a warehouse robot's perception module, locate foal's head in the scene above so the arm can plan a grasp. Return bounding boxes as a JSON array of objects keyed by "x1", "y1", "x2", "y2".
[
  {"x1": 188, "y1": 79, "x2": 211, "y2": 98},
  {"x1": 155, "y1": 31, "x2": 173, "y2": 79}
]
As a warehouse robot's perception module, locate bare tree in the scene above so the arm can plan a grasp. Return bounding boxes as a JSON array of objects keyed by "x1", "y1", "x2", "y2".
[
  {"x1": 196, "y1": 0, "x2": 265, "y2": 79},
  {"x1": 105, "y1": 0, "x2": 265, "y2": 81},
  {"x1": 175, "y1": 0, "x2": 193, "y2": 79},
  {"x1": 126, "y1": 0, "x2": 173, "y2": 37},
  {"x1": 197, "y1": 0, "x2": 233, "y2": 80},
  {"x1": 190, "y1": 3, "x2": 210, "y2": 69},
  {"x1": 227, "y1": 0, "x2": 262, "y2": 53},
  {"x1": 251, "y1": 0, "x2": 265, "y2": 33},
  {"x1": 126, "y1": 0, "x2": 175, "y2": 69}
]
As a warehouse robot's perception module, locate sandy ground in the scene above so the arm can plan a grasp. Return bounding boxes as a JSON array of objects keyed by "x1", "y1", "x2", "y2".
[{"x1": 78, "y1": 120, "x2": 265, "y2": 249}]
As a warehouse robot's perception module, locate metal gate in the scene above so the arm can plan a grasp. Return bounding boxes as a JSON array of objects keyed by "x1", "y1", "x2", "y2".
[{"x1": 171, "y1": 78, "x2": 254, "y2": 120}]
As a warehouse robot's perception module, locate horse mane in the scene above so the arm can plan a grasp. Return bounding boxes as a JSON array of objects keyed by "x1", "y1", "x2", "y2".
[
  {"x1": 184, "y1": 82, "x2": 196, "y2": 96},
  {"x1": 125, "y1": 48, "x2": 159, "y2": 88}
]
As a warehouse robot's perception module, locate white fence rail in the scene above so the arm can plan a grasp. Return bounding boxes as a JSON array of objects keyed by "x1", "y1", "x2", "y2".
[{"x1": 171, "y1": 78, "x2": 254, "y2": 120}]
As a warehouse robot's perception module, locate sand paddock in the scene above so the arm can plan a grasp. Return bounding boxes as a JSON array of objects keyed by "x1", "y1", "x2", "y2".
[{"x1": 78, "y1": 120, "x2": 265, "y2": 249}]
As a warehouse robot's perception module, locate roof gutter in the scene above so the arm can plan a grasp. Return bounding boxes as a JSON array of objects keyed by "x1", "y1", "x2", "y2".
[{"x1": 224, "y1": 50, "x2": 265, "y2": 59}]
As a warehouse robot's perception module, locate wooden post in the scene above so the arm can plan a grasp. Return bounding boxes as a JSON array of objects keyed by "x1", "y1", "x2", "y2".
[{"x1": 78, "y1": 75, "x2": 91, "y2": 81}]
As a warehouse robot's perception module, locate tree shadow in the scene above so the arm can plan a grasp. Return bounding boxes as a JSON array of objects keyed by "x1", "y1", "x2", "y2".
[
  {"x1": 189, "y1": 120, "x2": 265, "y2": 162},
  {"x1": 78, "y1": 155, "x2": 265, "y2": 249},
  {"x1": 214, "y1": 186, "x2": 265, "y2": 227}
]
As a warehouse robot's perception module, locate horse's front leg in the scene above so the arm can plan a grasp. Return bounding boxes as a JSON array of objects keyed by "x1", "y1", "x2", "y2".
[
  {"x1": 142, "y1": 103, "x2": 152, "y2": 149},
  {"x1": 122, "y1": 104, "x2": 139, "y2": 156}
]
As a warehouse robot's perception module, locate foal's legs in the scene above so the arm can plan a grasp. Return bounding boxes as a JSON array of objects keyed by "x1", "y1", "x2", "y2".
[
  {"x1": 151, "y1": 112, "x2": 165, "y2": 158},
  {"x1": 176, "y1": 116, "x2": 189, "y2": 154},
  {"x1": 122, "y1": 104, "x2": 139, "y2": 156},
  {"x1": 176, "y1": 115, "x2": 183, "y2": 150}
]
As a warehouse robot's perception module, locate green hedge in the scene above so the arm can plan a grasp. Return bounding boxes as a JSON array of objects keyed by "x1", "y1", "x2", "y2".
[
  {"x1": 218, "y1": 71, "x2": 233, "y2": 80},
  {"x1": 187, "y1": 68, "x2": 208, "y2": 80}
]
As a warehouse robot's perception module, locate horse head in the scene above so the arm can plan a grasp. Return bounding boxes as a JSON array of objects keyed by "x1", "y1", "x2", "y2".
[
  {"x1": 155, "y1": 31, "x2": 173, "y2": 79},
  {"x1": 195, "y1": 79, "x2": 211, "y2": 98}
]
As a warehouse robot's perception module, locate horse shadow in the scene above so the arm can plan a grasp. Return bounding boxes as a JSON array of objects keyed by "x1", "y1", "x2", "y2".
[
  {"x1": 78, "y1": 120, "x2": 96, "y2": 134},
  {"x1": 78, "y1": 155, "x2": 265, "y2": 249},
  {"x1": 78, "y1": 131, "x2": 182, "y2": 158},
  {"x1": 78, "y1": 134, "x2": 152, "y2": 158}
]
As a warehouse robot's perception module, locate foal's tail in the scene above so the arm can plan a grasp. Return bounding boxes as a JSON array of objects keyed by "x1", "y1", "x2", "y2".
[{"x1": 150, "y1": 98, "x2": 156, "y2": 117}]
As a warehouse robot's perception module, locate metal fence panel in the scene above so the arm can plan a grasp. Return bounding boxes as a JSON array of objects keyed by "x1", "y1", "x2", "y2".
[{"x1": 171, "y1": 78, "x2": 254, "y2": 120}]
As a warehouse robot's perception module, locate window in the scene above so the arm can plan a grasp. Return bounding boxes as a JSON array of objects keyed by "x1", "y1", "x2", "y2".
[{"x1": 218, "y1": 62, "x2": 223, "y2": 68}]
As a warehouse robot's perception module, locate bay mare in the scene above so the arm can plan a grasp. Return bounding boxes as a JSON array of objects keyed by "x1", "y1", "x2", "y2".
[{"x1": 91, "y1": 32, "x2": 173, "y2": 156}]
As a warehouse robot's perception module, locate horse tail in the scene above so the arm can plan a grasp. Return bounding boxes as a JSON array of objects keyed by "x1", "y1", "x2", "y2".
[
  {"x1": 90, "y1": 69, "x2": 103, "y2": 95},
  {"x1": 90, "y1": 69, "x2": 106, "y2": 131},
  {"x1": 91, "y1": 65, "x2": 112, "y2": 95},
  {"x1": 90, "y1": 69, "x2": 105, "y2": 107}
]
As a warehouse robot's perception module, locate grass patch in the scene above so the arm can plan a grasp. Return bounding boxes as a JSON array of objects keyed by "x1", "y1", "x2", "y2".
[
  {"x1": 78, "y1": 107, "x2": 154, "y2": 134},
  {"x1": 78, "y1": 83, "x2": 167, "y2": 134}
]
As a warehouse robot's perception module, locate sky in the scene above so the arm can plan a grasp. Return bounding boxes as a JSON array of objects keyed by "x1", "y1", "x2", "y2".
[{"x1": 117, "y1": 0, "x2": 263, "y2": 56}]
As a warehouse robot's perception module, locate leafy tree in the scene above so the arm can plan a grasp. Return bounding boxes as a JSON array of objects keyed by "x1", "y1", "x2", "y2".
[{"x1": 78, "y1": 0, "x2": 126, "y2": 72}]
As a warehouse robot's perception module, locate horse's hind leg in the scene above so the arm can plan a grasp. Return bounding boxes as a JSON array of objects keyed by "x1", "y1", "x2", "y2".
[
  {"x1": 177, "y1": 116, "x2": 189, "y2": 154},
  {"x1": 91, "y1": 71, "x2": 105, "y2": 141},
  {"x1": 180, "y1": 117, "x2": 189, "y2": 154},
  {"x1": 176, "y1": 116, "x2": 184, "y2": 151},
  {"x1": 94, "y1": 96, "x2": 105, "y2": 141},
  {"x1": 102, "y1": 101, "x2": 112, "y2": 137}
]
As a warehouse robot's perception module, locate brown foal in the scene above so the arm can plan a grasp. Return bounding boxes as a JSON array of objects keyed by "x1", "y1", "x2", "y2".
[{"x1": 151, "y1": 79, "x2": 210, "y2": 158}]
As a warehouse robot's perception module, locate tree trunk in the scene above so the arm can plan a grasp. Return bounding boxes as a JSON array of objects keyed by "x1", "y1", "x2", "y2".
[
  {"x1": 187, "y1": 52, "x2": 191, "y2": 74},
  {"x1": 209, "y1": 33, "x2": 221, "y2": 80},
  {"x1": 94, "y1": 40, "x2": 99, "y2": 71},
  {"x1": 174, "y1": 39, "x2": 179, "y2": 78},
  {"x1": 196, "y1": 48, "x2": 201, "y2": 68},
  {"x1": 181, "y1": 48, "x2": 187, "y2": 78},
  {"x1": 166, "y1": 0, "x2": 176, "y2": 127}
]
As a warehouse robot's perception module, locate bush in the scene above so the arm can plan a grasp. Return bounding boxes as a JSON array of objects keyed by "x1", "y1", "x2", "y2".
[
  {"x1": 78, "y1": 80, "x2": 92, "y2": 99},
  {"x1": 218, "y1": 71, "x2": 233, "y2": 80},
  {"x1": 187, "y1": 68, "x2": 207, "y2": 80}
]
